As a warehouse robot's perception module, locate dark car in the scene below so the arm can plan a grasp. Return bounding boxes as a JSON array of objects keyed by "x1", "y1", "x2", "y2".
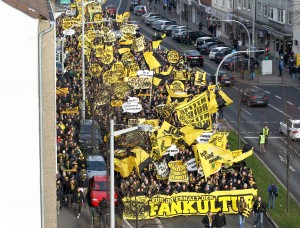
[
  {"x1": 222, "y1": 55, "x2": 259, "y2": 71},
  {"x1": 183, "y1": 50, "x2": 204, "y2": 67},
  {"x1": 241, "y1": 87, "x2": 268, "y2": 107},
  {"x1": 198, "y1": 42, "x2": 219, "y2": 55},
  {"x1": 214, "y1": 49, "x2": 232, "y2": 63},
  {"x1": 162, "y1": 25, "x2": 179, "y2": 36},
  {"x1": 177, "y1": 31, "x2": 208, "y2": 44},
  {"x1": 129, "y1": 3, "x2": 139, "y2": 11},
  {"x1": 210, "y1": 70, "x2": 235, "y2": 86},
  {"x1": 78, "y1": 119, "x2": 103, "y2": 150}
]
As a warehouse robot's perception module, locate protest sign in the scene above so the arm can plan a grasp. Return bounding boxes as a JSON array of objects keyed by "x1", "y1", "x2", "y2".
[
  {"x1": 128, "y1": 77, "x2": 152, "y2": 89},
  {"x1": 168, "y1": 161, "x2": 188, "y2": 183},
  {"x1": 165, "y1": 144, "x2": 179, "y2": 157},
  {"x1": 122, "y1": 97, "x2": 142, "y2": 113},
  {"x1": 185, "y1": 158, "x2": 197, "y2": 171}
]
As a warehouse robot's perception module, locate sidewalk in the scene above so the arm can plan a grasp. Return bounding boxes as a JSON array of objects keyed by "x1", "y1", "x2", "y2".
[{"x1": 151, "y1": 2, "x2": 300, "y2": 86}]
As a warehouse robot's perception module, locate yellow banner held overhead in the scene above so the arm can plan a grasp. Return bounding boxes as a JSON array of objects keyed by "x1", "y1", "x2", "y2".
[
  {"x1": 180, "y1": 125, "x2": 204, "y2": 146},
  {"x1": 209, "y1": 132, "x2": 229, "y2": 150},
  {"x1": 176, "y1": 92, "x2": 211, "y2": 129},
  {"x1": 158, "y1": 121, "x2": 184, "y2": 139},
  {"x1": 160, "y1": 66, "x2": 173, "y2": 76},
  {"x1": 122, "y1": 12, "x2": 130, "y2": 22},
  {"x1": 122, "y1": 189, "x2": 258, "y2": 219},
  {"x1": 118, "y1": 48, "x2": 130, "y2": 55},
  {"x1": 133, "y1": 36, "x2": 145, "y2": 52},
  {"x1": 152, "y1": 40, "x2": 163, "y2": 49},
  {"x1": 168, "y1": 160, "x2": 188, "y2": 183},
  {"x1": 167, "y1": 50, "x2": 180, "y2": 64},
  {"x1": 143, "y1": 51, "x2": 161, "y2": 70},
  {"x1": 114, "y1": 156, "x2": 135, "y2": 178}
]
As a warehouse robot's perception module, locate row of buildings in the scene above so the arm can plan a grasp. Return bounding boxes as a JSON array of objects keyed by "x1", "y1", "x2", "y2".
[{"x1": 175, "y1": 0, "x2": 300, "y2": 58}]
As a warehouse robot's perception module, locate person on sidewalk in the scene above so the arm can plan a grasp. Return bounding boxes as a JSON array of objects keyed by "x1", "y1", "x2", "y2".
[
  {"x1": 278, "y1": 57, "x2": 284, "y2": 77},
  {"x1": 213, "y1": 210, "x2": 227, "y2": 228},
  {"x1": 237, "y1": 197, "x2": 247, "y2": 228},
  {"x1": 202, "y1": 211, "x2": 213, "y2": 228},
  {"x1": 290, "y1": 65, "x2": 298, "y2": 81},
  {"x1": 198, "y1": 21, "x2": 203, "y2": 31},
  {"x1": 262, "y1": 125, "x2": 269, "y2": 145},
  {"x1": 98, "y1": 198, "x2": 109, "y2": 227},
  {"x1": 74, "y1": 187, "x2": 84, "y2": 219},
  {"x1": 258, "y1": 132, "x2": 265, "y2": 154},
  {"x1": 267, "y1": 183, "x2": 278, "y2": 209},
  {"x1": 253, "y1": 196, "x2": 268, "y2": 228}
]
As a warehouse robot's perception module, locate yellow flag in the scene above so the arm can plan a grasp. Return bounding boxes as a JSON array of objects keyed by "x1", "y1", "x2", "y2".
[
  {"x1": 133, "y1": 36, "x2": 145, "y2": 52},
  {"x1": 153, "y1": 77, "x2": 162, "y2": 86},
  {"x1": 131, "y1": 146, "x2": 151, "y2": 175},
  {"x1": 160, "y1": 66, "x2": 173, "y2": 76},
  {"x1": 230, "y1": 149, "x2": 253, "y2": 164},
  {"x1": 196, "y1": 144, "x2": 226, "y2": 177},
  {"x1": 209, "y1": 132, "x2": 229, "y2": 150},
  {"x1": 208, "y1": 89, "x2": 219, "y2": 114},
  {"x1": 166, "y1": 95, "x2": 171, "y2": 105},
  {"x1": 116, "y1": 14, "x2": 123, "y2": 22},
  {"x1": 119, "y1": 39, "x2": 133, "y2": 45},
  {"x1": 152, "y1": 40, "x2": 162, "y2": 49},
  {"x1": 180, "y1": 125, "x2": 204, "y2": 145},
  {"x1": 219, "y1": 90, "x2": 233, "y2": 106},
  {"x1": 102, "y1": 45, "x2": 114, "y2": 65},
  {"x1": 118, "y1": 48, "x2": 130, "y2": 54},
  {"x1": 114, "y1": 156, "x2": 135, "y2": 178},
  {"x1": 158, "y1": 121, "x2": 184, "y2": 139},
  {"x1": 122, "y1": 12, "x2": 130, "y2": 22},
  {"x1": 195, "y1": 70, "x2": 206, "y2": 86},
  {"x1": 176, "y1": 92, "x2": 211, "y2": 129},
  {"x1": 157, "y1": 135, "x2": 174, "y2": 157},
  {"x1": 143, "y1": 52, "x2": 161, "y2": 70}
]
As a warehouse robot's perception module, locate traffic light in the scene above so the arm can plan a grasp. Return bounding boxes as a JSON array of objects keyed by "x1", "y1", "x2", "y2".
[{"x1": 265, "y1": 47, "x2": 270, "y2": 60}]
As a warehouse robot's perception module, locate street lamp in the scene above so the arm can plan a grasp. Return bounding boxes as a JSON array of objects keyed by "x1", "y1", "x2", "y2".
[
  {"x1": 210, "y1": 19, "x2": 251, "y2": 69},
  {"x1": 109, "y1": 120, "x2": 152, "y2": 228}
]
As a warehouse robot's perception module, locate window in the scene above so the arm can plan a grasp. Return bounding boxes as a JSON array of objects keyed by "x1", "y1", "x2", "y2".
[
  {"x1": 278, "y1": 10, "x2": 285, "y2": 23},
  {"x1": 228, "y1": 0, "x2": 233, "y2": 9},
  {"x1": 264, "y1": 4, "x2": 268, "y2": 17},
  {"x1": 237, "y1": 0, "x2": 242, "y2": 10},
  {"x1": 221, "y1": 0, "x2": 225, "y2": 7},
  {"x1": 287, "y1": 11, "x2": 292, "y2": 25},
  {"x1": 257, "y1": 2, "x2": 262, "y2": 15},
  {"x1": 248, "y1": 0, "x2": 251, "y2": 11},
  {"x1": 243, "y1": 0, "x2": 246, "y2": 9}
]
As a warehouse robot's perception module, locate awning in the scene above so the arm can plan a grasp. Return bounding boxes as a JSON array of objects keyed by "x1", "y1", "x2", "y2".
[{"x1": 255, "y1": 23, "x2": 292, "y2": 39}]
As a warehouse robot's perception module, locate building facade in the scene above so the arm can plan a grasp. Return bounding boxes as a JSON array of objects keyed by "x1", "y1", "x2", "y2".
[{"x1": 0, "y1": 0, "x2": 56, "y2": 227}]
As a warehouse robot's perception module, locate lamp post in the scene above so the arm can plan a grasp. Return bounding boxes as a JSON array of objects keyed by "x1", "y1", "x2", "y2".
[
  {"x1": 109, "y1": 120, "x2": 152, "y2": 228},
  {"x1": 252, "y1": 0, "x2": 256, "y2": 53}
]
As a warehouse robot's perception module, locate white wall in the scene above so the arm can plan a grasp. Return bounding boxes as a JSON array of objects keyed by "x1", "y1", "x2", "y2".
[{"x1": 0, "y1": 2, "x2": 41, "y2": 228}]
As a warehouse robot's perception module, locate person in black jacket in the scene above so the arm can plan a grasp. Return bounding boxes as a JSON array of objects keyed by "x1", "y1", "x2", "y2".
[
  {"x1": 98, "y1": 198, "x2": 109, "y2": 227},
  {"x1": 213, "y1": 210, "x2": 226, "y2": 228},
  {"x1": 253, "y1": 196, "x2": 267, "y2": 227},
  {"x1": 73, "y1": 187, "x2": 84, "y2": 219},
  {"x1": 56, "y1": 180, "x2": 64, "y2": 214},
  {"x1": 202, "y1": 211, "x2": 213, "y2": 228}
]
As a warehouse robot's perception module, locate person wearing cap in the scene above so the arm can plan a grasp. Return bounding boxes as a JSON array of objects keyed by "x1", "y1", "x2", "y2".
[{"x1": 213, "y1": 209, "x2": 227, "y2": 227}]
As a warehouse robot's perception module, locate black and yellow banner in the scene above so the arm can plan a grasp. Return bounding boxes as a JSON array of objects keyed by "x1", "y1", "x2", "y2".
[
  {"x1": 168, "y1": 161, "x2": 188, "y2": 183},
  {"x1": 122, "y1": 189, "x2": 257, "y2": 219}
]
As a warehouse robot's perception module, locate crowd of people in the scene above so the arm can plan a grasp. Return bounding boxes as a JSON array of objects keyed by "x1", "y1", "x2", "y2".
[{"x1": 55, "y1": 3, "x2": 260, "y2": 225}]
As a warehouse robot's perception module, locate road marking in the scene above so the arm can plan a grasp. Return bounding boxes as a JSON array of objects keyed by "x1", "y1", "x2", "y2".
[
  {"x1": 269, "y1": 103, "x2": 292, "y2": 119},
  {"x1": 286, "y1": 101, "x2": 294, "y2": 105},
  {"x1": 243, "y1": 136, "x2": 285, "y2": 139},
  {"x1": 241, "y1": 108, "x2": 252, "y2": 115},
  {"x1": 298, "y1": 107, "x2": 300, "y2": 110},
  {"x1": 279, "y1": 155, "x2": 296, "y2": 172},
  {"x1": 279, "y1": 137, "x2": 300, "y2": 157},
  {"x1": 253, "y1": 86, "x2": 259, "y2": 89},
  {"x1": 275, "y1": 95, "x2": 282, "y2": 99},
  {"x1": 264, "y1": 91, "x2": 271, "y2": 94}
]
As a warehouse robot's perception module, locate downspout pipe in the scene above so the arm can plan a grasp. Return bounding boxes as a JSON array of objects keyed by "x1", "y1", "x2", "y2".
[{"x1": 38, "y1": 0, "x2": 55, "y2": 227}]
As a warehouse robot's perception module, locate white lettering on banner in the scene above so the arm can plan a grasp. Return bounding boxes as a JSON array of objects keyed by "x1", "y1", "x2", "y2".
[
  {"x1": 196, "y1": 132, "x2": 214, "y2": 143},
  {"x1": 165, "y1": 144, "x2": 179, "y2": 156},
  {"x1": 122, "y1": 97, "x2": 142, "y2": 113},
  {"x1": 154, "y1": 159, "x2": 169, "y2": 178},
  {"x1": 185, "y1": 158, "x2": 198, "y2": 171},
  {"x1": 137, "y1": 70, "x2": 154, "y2": 77}
]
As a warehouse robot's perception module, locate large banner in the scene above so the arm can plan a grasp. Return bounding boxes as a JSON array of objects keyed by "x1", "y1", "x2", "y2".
[
  {"x1": 122, "y1": 189, "x2": 257, "y2": 219},
  {"x1": 176, "y1": 92, "x2": 211, "y2": 129}
]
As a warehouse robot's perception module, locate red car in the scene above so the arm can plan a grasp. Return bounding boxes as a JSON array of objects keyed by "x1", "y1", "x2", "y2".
[
  {"x1": 105, "y1": 5, "x2": 116, "y2": 15},
  {"x1": 88, "y1": 175, "x2": 118, "y2": 207}
]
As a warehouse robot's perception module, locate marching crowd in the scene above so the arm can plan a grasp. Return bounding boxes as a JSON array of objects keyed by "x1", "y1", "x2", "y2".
[{"x1": 54, "y1": 5, "x2": 275, "y2": 228}]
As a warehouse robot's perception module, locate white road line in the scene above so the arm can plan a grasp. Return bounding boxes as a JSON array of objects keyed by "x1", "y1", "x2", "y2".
[
  {"x1": 269, "y1": 103, "x2": 292, "y2": 119},
  {"x1": 253, "y1": 86, "x2": 259, "y2": 89},
  {"x1": 243, "y1": 136, "x2": 285, "y2": 139},
  {"x1": 241, "y1": 108, "x2": 252, "y2": 115},
  {"x1": 286, "y1": 101, "x2": 294, "y2": 105},
  {"x1": 275, "y1": 95, "x2": 282, "y2": 99},
  {"x1": 264, "y1": 91, "x2": 271, "y2": 94}
]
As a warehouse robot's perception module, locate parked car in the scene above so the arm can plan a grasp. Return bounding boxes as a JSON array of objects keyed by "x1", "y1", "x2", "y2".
[
  {"x1": 141, "y1": 12, "x2": 160, "y2": 22},
  {"x1": 279, "y1": 119, "x2": 300, "y2": 140},
  {"x1": 88, "y1": 175, "x2": 118, "y2": 207},
  {"x1": 78, "y1": 119, "x2": 103, "y2": 151},
  {"x1": 198, "y1": 42, "x2": 219, "y2": 55},
  {"x1": 105, "y1": 5, "x2": 116, "y2": 15},
  {"x1": 151, "y1": 19, "x2": 168, "y2": 29},
  {"x1": 183, "y1": 50, "x2": 204, "y2": 66},
  {"x1": 145, "y1": 15, "x2": 164, "y2": 25},
  {"x1": 177, "y1": 31, "x2": 208, "y2": 44},
  {"x1": 86, "y1": 155, "x2": 107, "y2": 179},
  {"x1": 222, "y1": 55, "x2": 259, "y2": 71},
  {"x1": 129, "y1": 3, "x2": 139, "y2": 11},
  {"x1": 209, "y1": 47, "x2": 231, "y2": 60},
  {"x1": 210, "y1": 70, "x2": 235, "y2": 86},
  {"x1": 241, "y1": 87, "x2": 268, "y2": 107},
  {"x1": 133, "y1": 5, "x2": 148, "y2": 15},
  {"x1": 214, "y1": 48, "x2": 232, "y2": 63},
  {"x1": 195, "y1": 37, "x2": 221, "y2": 50},
  {"x1": 162, "y1": 24, "x2": 179, "y2": 36},
  {"x1": 156, "y1": 20, "x2": 177, "y2": 31},
  {"x1": 171, "y1": 26, "x2": 192, "y2": 40}
]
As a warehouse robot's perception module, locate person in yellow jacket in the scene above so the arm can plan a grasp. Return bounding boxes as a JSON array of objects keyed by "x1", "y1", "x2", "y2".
[
  {"x1": 259, "y1": 131, "x2": 266, "y2": 154},
  {"x1": 262, "y1": 125, "x2": 269, "y2": 145}
]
